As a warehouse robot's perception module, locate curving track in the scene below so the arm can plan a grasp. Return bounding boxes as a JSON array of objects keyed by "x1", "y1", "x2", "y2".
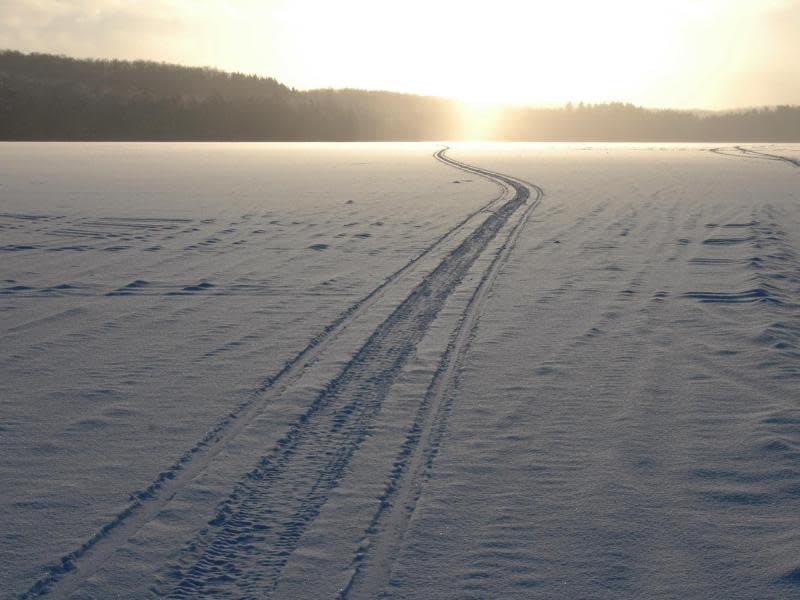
[
  {"x1": 710, "y1": 145, "x2": 800, "y2": 168},
  {"x1": 340, "y1": 152, "x2": 543, "y2": 599},
  {"x1": 23, "y1": 147, "x2": 543, "y2": 599}
]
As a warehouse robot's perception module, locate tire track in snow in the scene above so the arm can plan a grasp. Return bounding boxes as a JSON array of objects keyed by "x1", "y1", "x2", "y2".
[
  {"x1": 161, "y1": 150, "x2": 542, "y2": 598},
  {"x1": 21, "y1": 149, "x2": 509, "y2": 600},
  {"x1": 340, "y1": 153, "x2": 543, "y2": 599},
  {"x1": 710, "y1": 146, "x2": 800, "y2": 168}
]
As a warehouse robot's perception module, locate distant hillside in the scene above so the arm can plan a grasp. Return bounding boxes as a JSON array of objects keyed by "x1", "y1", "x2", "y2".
[{"x1": 1, "y1": 50, "x2": 799, "y2": 141}]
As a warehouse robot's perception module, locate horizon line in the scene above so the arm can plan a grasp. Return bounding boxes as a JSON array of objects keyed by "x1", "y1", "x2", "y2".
[{"x1": 4, "y1": 48, "x2": 798, "y2": 115}]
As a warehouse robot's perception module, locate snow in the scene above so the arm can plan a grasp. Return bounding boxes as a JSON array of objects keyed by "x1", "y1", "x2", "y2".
[
  {"x1": 385, "y1": 144, "x2": 800, "y2": 599},
  {"x1": 0, "y1": 142, "x2": 496, "y2": 596},
  {"x1": 1, "y1": 142, "x2": 798, "y2": 599}
]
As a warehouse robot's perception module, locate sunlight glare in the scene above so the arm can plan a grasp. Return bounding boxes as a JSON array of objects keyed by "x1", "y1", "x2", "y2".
[{"x1": 456, "y1": 101, "x2": 504, "y2": 139}]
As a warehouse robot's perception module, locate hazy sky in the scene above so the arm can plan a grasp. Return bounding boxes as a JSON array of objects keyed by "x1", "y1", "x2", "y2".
[{"x1": 2, "y1": 0, "x2": 799, "y2": 108}]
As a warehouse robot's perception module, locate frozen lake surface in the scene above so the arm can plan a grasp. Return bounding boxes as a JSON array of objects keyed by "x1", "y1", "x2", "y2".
[{"x1": 1, "y1": 142, "x2": 799, "y2": 599}]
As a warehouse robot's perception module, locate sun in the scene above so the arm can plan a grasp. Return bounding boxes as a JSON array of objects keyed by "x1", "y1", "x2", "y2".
[
  {"x1": 264, "y1": 0, "x2": 693, "y2": 106},
  {"x1": 213, "y1": 0, "x2": 773, "y2": 109},
  {"x1": 456, "y1": 101, "x2": 504, "y2": 140}
]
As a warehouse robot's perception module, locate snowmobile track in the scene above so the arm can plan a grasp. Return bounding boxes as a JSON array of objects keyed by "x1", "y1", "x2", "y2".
[
  {"x1": 710, "y1": 146, "x2": 800, "y2": 168},
  {"x1": 23, "y1": 147, "x2": 542, "y2": 599},
  {"x1": 340, "y1": 152, "x2": 543, "y2": 599},
  {"x1": 163, "y1": 149, "x2": 542, "y2": 598}
]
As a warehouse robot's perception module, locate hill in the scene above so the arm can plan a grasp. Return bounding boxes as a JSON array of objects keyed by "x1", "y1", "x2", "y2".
[{"x1": 1, "y1": 50, "x2": 799, "y2": 141}]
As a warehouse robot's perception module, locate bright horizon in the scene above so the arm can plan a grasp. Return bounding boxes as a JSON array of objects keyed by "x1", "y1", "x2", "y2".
[{"x1": 2, "y1": 0, "x2": 800, "y2": 110}]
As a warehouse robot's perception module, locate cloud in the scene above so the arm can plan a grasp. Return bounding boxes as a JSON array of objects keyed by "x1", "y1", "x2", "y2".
[
  {"x1": 0, "y1": 1, "x2": 209, "y2": 63},
  {"x1": 1, "y1": 0, "x2": 798, "y2": 108}
]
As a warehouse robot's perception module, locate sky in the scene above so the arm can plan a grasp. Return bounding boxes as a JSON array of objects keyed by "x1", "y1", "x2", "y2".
[{"x1": 1, "y1": 0, "x2": 799, "y2": 109}]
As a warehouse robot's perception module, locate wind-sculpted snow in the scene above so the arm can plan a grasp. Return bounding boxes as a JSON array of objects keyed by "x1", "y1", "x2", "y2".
[
  {"x1": 0, "y1": 143, "x2": 501, "y2": 596},
  {"x1": 2, "y1": 142, "x2": 800, "y2": 600},
  {"x1": 683, "y1": 216, "x2": 797, "y2": 306},
  {"x1": 160, "y1": 151, "x2": 540, "y2": 598},
  {"x1": 376, "y1": 143, "x2": 800, "y2": 600}
]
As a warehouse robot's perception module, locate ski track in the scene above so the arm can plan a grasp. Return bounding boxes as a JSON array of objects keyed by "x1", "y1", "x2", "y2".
[
  {"x1": 20, "y1": 148, "x2": 540, "y2": 599},
  {"x1": 159, "y1": 151, "x2": 541, "y2": 598}
]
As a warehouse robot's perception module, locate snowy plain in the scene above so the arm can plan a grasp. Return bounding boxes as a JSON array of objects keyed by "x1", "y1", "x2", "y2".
[{"x1": 1, "y1": 142, "x2": 799, "y2": 599}]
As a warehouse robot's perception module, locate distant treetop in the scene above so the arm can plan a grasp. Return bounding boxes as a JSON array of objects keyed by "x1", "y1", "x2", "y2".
[{"x1": 1, "y1": 50, "x2": 798, "y2": 141}]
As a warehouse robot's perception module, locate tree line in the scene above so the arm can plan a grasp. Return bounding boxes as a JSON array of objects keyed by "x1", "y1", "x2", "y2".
[{"x1": 1, "y1": 50, "x2": 798, "y2": 141}]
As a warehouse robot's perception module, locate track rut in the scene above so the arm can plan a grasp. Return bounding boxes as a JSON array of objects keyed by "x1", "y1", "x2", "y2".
[
  {"x1": 163, "y1": 150, "x2": 542, "y2": 598},
  {"x1": 23, "y1": 147, "x2": 543, "y2": 599},
  {"x1": 710, "y1": 146, "x2": 800, "y2": 168}
]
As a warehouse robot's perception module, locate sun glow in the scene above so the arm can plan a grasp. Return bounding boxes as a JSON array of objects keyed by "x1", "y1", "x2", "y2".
[
  {"x1": 255, "y1": 0, "x2": 769, "y2": 107},
  {"x1": 5, "y1": 0, "x2": 799, "y2": 109},
  {"x1": 456, "y1": 102, "x2": 504, "y2": 139}
]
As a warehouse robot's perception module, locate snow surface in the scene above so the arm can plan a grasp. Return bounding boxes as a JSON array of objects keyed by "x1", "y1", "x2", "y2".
[
  {"x1": 0, "y1": 142, "x2": 497, "y2": 596},
  {"x1": 383, "y1": 144, "x2": 800, "y2": 599},
  {"x1": 1, "y1": 142, "x2": 798, "y2": 599}
]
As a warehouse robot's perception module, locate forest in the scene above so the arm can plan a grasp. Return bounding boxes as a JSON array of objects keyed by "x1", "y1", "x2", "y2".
[{"x1": 1, "y1": 50, "x2": 799, "y2": 141}]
